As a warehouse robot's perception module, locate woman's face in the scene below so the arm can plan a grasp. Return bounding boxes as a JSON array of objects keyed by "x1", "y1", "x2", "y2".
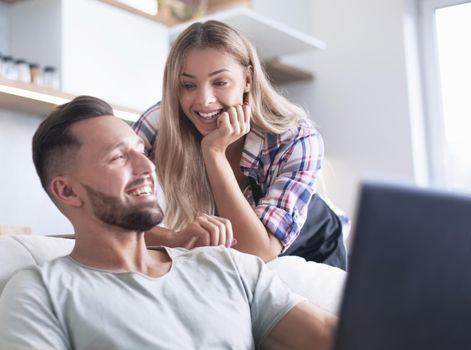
[{"x1": 178, "y1": 47, "x2": 251, "y2": 136}]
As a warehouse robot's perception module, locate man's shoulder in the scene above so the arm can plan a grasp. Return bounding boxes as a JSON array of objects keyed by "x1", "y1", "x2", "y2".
[
  {"x1": 17, "y1": 255, "x2": 71, "y2": 278},
  {"x1": 1, "y1": 256, "x2": 71, "y2": 300}
]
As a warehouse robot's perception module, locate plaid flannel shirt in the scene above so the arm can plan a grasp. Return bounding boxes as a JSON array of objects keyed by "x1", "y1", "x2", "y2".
[{"x1": 133, "y1": 102, "x2": 348, "y2": 252}]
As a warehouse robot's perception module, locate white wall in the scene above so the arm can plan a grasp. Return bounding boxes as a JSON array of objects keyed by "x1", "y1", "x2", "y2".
[
  {"x1": 0, "y1": 2, "x2": 9, "y2": 54},
  {"x1": 61, "y1": 0, "x2": 168, "y2": 110},
  {"x1": 0, "y1": 110, "x2": 74, "y2": 235},
  {"x1": 9, "y1": 0, "x2": 62, "y2": 75},
  {"x1": 260, "y1": 0, "x2": 418, "y2": 218}
]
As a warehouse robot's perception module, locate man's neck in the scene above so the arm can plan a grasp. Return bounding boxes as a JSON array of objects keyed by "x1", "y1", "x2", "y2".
[{"x1": 69, "y1": 225, "x2": 171, "y2": 278}]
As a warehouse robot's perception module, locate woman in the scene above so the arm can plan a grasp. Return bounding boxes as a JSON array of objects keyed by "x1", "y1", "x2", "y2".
[{"x1": 133, "y1": 20, "x2": 347, "y2": 263}]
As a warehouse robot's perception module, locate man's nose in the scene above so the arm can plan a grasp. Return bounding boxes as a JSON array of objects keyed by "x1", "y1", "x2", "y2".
[{"x1": 132, "y1": 152, "x2": 155, "y2": 175}]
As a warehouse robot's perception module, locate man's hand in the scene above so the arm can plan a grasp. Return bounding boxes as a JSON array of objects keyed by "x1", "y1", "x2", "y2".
[{"x1": 176, "y1": 214, "x2": 236, "y2": 249}]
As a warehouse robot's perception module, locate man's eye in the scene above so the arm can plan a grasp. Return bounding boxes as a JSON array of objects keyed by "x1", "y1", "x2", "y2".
[{"x1": 111, "y1": 154, "x2": 125, "y2": 162}]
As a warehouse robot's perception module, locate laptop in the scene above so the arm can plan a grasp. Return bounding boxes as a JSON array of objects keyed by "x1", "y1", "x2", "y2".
[{"x1": 333, "y1": 181, "x2": 471, "y2": 350}]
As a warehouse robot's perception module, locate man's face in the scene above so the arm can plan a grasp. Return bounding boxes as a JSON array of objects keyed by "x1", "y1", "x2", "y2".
[{"x1": 69, "y1": 116, "x2": 163, "y2": 231}]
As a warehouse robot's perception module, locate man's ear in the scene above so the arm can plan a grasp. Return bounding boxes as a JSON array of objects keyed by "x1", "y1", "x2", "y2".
[{"x1": 50, "y1": 176, "x2": 82, "y2": 207}]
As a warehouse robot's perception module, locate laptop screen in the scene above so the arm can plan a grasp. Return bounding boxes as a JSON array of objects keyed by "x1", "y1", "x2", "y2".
[{"x1": 333, "y1": 181, "x2": 471, "y2": 350}]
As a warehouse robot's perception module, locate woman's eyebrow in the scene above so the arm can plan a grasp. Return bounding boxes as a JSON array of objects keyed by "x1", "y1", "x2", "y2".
[
  {"x1": 181, "y1": 68, "x2": 231, "y2": 78},
  {"x1": 208, "y1": 68, "x2": 231, "y2": 77}
]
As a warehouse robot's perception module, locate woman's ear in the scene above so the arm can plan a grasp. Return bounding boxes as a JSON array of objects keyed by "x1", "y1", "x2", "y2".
[
  {"x1": 244, "y1": 65, "x2": 253, "y2": 93},
  {"x1": 50, "y1": 176, "x2": 82, "y2": 207}
]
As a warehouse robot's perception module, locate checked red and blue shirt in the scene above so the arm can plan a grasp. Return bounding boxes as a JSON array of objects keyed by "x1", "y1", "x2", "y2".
[{"x1": 133, "y1": 102, "x2": 349, "y2": 252}]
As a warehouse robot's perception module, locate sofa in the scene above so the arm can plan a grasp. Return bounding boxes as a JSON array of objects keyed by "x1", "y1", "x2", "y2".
[{"x1": 0, "y1": 234, "x2": 346, "y2": 314}]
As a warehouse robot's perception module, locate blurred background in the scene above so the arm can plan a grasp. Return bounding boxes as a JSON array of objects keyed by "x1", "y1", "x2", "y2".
[{"x1": 0, "y1": 0, "x2": 469, "y2": 235}]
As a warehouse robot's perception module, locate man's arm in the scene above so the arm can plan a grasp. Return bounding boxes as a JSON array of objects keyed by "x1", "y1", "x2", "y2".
[{"x1": 262, "y1": 302, "x2": 337, "y2": 350}]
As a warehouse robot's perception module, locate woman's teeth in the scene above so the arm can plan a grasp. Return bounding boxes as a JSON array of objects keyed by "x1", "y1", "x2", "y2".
[{"x1": 197, "y1": 110, "x2": 222, "y2": 120}]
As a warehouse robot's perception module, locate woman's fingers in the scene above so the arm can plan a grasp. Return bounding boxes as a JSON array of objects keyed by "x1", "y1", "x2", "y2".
[
  {"x1": 242, "y1": 103, "x2": 251, "y2": 133},
  {"x1": 217, "y1": 111, "x2": 230, "y2": 129},
  {"x1": 235, "y1": 105, "x2": 245, "y2": 133},
  {"x1": 197, "y1": 215, "x2": 221, "y2": 246},
  {"x1": 183, "y1": 235, "x2": 200, "y2": 250},
  {"x1": 202, "y1": 103, "x2": 251, "y2": 153},
  {"x1": 183, "y1": 214, "x2": 234, "y2": 248},
  {"x1": 223, "y1": 105, "x2": 250, "y2": 136},
  {"x1": 226, "y1": 106, "x2": 240, "y2": 134},
  {"x1": 204, "y1": 214, "x2": 234, "y2": 248}
]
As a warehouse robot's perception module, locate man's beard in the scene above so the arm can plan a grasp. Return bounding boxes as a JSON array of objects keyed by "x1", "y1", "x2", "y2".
[{"x1": 82, "y1": 183, "x2": 163, "y2": 231}]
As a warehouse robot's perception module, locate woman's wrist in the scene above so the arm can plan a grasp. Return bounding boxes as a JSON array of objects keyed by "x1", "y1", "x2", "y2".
[{"x1": 201, "y1": 142, "x2": 227, "y2": 162}]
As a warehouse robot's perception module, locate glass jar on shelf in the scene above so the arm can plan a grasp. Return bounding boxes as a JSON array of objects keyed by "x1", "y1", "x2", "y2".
[
  {"x1": 1, "y1": 55, "x2": 17, "y2": 80},
  {"x1": 42, "y1": 66, "x2": 60, "y2": 89},
  {"x1": 15, "y1": 59, "x2": 31, "y2": 83},
  {"x1": 29, "y1": 63, "x2": 42, "y2": 85}
]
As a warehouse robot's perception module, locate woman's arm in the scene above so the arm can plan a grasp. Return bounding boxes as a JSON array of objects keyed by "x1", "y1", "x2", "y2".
[
  {"x1": 201, "y1": 105, "x2": 282, "y2": 261},
  {"x1": 145, "y1": 214, "x2": 234, "y2": 249},
  {"x1": 203, "y1": 148, "x2": 283, "y2": 261}
]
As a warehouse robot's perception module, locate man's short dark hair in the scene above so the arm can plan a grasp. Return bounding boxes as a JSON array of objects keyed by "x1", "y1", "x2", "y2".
[{"x1": 32, "y1": 95, "x2": 114, "y2": 197}]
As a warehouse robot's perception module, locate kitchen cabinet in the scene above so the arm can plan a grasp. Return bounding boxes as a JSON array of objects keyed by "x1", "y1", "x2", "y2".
[{"x1": 0, "y1": 0, "x2": 324, "y2": 118}]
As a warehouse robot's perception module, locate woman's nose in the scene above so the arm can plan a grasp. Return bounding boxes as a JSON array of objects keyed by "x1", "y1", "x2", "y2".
[{"x1": 196, "y1": 87, "x2": 216, "y2": 106}]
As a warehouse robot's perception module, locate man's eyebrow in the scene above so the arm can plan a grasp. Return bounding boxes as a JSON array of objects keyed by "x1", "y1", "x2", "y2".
[
  {"x1": 181, "y1": 68, "x2": 231, "y2": 79},
  {"x1": 101, "y1": 138, "x2": 145, "y2": 156}
]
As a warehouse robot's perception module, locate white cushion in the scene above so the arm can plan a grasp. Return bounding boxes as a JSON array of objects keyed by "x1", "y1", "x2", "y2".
[
  {"x1": 0, "y1": 235, "x2": 73, "y2": 294},
  {"x1": 268, "y1": 256, "x2": 346, "y2": 314}
]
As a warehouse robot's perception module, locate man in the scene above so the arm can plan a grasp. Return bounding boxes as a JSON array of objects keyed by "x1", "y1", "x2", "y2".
[{"x1": 0, "y1": 96, "x2": 335, "y2": 349}]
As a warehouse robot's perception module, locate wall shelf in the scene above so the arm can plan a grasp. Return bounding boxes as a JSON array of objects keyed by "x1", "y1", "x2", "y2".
[
  {"x1": 96, "y1": 0, "x2": 251, "y2": 26},
  {"x1": 170, "y1": 6, "x2": 325, "y2": 59},
  {"x1": 265, "y1": 59, "x2": 314, "y2": 84},
  {"x1": 169, "y1": 6, "x2": 325, "y2": 85},
  {"x1": 0, "y1": 77, "x2": 140, "y2": 122}
]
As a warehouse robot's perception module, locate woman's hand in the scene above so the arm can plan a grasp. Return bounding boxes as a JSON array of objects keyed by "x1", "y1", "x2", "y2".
[
  {"x1": 175, "y1": 214, "x2": 236, "y2": 249},
  {"x1": 201, "y1": 104, "x2": 251, "y2": 154}
]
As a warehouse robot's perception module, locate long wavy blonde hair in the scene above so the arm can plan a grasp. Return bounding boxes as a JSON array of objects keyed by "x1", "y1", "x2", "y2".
[{"x1": 156, "y1": 20, "x2": 307, "y2": 230}]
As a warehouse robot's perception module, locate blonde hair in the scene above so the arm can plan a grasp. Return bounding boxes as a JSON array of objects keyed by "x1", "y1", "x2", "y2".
[{"x1": 156, "y1": 20, "x2": 307, "y2": 230}]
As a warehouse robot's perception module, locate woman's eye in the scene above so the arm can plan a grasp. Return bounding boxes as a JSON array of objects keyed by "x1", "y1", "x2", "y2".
[
  {"x1": 181, "y1": 83, "x2": 195, "y2": 90},
  {"x1": 214, "y1": 80, "x2": 228, "y2": 87}
]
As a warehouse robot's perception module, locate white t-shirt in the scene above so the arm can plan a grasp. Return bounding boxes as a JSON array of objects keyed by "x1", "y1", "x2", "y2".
[{"x1": 0, "y1": 246, "x2": 304, "y2": 350}]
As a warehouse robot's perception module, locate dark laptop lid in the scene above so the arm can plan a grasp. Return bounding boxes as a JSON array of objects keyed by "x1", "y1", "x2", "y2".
[{"x1": 334, "y1": 181, "x2": 471, "y2": 350}]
